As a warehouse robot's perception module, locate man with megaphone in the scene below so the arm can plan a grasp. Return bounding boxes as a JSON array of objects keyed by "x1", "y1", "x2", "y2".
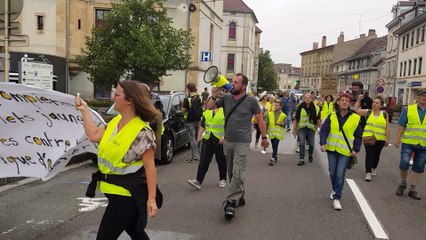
[{"x1": 205, "y1": 73, "x2": 269, "y2": 220}]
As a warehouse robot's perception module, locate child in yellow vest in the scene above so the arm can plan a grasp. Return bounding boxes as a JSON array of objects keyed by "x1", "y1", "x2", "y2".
[{"x1": 265, "y1": 100, "x2": 287, "y2": 165}]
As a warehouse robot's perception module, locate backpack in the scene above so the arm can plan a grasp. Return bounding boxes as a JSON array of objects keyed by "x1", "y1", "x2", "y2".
[{"x1": 186, "y1": 94, "x2": 203, "y2": 122}]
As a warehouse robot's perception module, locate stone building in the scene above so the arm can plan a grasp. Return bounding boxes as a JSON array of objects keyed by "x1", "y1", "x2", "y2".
[{"x1": 274, "y1": 63, "x2": 301, "y2": 90}]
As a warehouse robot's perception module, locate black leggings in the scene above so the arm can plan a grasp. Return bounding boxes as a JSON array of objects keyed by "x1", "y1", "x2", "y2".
[
  {"x1": 196, "y1": 140, "x2": 227, "y2": 183},
  {"x1": 364, "y1": 140, "x2": 386, "y2": 173},
  {"x1": 97, "y1": 194, "x2": 149, "y2": 240},
  {"x1": 254, "y1": 123, "x2": 261, "y2": 142}
]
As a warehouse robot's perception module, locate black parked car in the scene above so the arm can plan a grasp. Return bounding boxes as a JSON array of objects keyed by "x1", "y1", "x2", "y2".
[{"x1": 105, "y1": 91, "x2": 191, "y2": 164}]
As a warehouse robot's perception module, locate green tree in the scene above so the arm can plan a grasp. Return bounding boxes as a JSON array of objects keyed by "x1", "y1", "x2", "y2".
[
  {"x1": 257, "y1": 49, "x2": 278, "y2": 92},
  {"x1": 77, "y1": 0, "x2": 193, "y2": 87}
]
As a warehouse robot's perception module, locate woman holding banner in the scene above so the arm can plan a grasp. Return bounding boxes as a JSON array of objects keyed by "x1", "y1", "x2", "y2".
[{"x1": 76, "y1": 80, "x2": 159, "y2": 240}]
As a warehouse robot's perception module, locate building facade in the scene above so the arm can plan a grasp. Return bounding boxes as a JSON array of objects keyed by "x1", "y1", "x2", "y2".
[
  {"x1": 274, "y1": 63, "x2": 301, "y2": 90},
  {"x1": 300, "y1": 37, "x2": 334, "y2": 96},
  {"x1": 393, "y1": 1, "x2": 426, "y2": 104},
  {"x1": 221, "y1": 0, "x2": 260, "y2": 92},
  {"x1": 334, "y1": 37, "x2": 387, "y2": 95},
  {"x1": 1, "y1": 0, "x2": 261, "y2": 98}
]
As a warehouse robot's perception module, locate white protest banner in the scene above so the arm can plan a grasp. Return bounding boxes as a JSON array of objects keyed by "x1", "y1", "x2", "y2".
[{"x1": 0, "y1": 83, "x2": 105, "y2": 180}]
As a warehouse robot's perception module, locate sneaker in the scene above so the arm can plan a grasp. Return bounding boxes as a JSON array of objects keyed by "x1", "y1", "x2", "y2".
[
  {"x1": 365, "y1": 173, "x2": 372, "y2": 182},
  {"x1": 308, "y1": 155, "x2": 313, "y2": 163},
  {"x1": 287, "y1": 128, "x2": 291, "y2": 132},
  {"x1": 297, "y1": 160, "x2": 305, "y2": 166},
  {"x1": 218, "y1": 179, "x2": 226, "y2": 188},
  {"x1": 192, "y1": 158, "x2": 199, "y2": 163},
  {"x1": 223, "y1": 200, "x2": 236, "y2": 219},
  {"x1": 330, "y1": 191, "x2": 335, "y2": 200},
  {"x1": 408, "y1": 190, "x2": 421, "y2": 200},
  {"x1": 333, "y1": 199, "x2": 342, "y2": 210},
  {"x1": 269, "y1": 158, "x2": 277, "y2": 166},
  {"x1": 187, "y1": 179, "x2": 201, "y2": 190},
  {"x1": 395, "y1": 185, "x2": 406, "y2": 196},
  {"x1": 254, "y1": 141, "x2": 259, "y2": 148},
  {"x1": 184, "y1": 157, "x2": 195, "y2": 163},
  {"x1": 371, "y1": 168, "x2": 376, "y2": 176},
  {"x1": 296, "y1": 147, "x2": 300, "y2": 153}
]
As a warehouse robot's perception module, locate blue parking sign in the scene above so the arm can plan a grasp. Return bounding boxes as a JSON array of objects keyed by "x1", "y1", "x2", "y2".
[{"x1": 201, "y1": 51, "x2": 211, "y2": 62}]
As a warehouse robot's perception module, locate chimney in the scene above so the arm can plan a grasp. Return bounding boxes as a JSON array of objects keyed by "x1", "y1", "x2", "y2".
[
  {"x1": 368, "y1": 29, "x2": 376, "y2": 37},
  {"x1": 360, "y1": 33, "x2": 366, "y2": 38},
  {"x1": 337, "y1": 31, "x2": 344, "y2": 44},
  {"x1": 313, "y1": 42, "x2": 318, "y2": 50},
  {"x1": 321, "y1": 36, "x2": 327, "y2": 48}
]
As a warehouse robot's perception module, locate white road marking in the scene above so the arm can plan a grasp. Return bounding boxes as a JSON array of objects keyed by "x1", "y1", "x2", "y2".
[
  {"x1": 78, "y1": 197, "x2": 108, "y2": 212},
  {"x1": 346, "y1": 179, "x2": 389, "y2": 240}
]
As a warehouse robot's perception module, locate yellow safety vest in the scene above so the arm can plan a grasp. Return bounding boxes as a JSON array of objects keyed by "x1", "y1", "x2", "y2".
[
  {"x1": 98, "y1": 115, "x2": 150, "y2": 196},
  {"x1": 325, "y1": 112, "x2": 361, "y2": 157},
  {"x1": 363, "y1": 111, "x2": 386, "y2": 141},
  {"x1": 321, "y1": 102, "x2": 334, "y2": 120},
  {"x1": 402, "y1": 104, "x2": 426, "y2": 146},
  {"x1": 268, "y1": 111, "x2": 286, "y2": 140},
  {"x1": 297, "y1": 106, "x2": 319, "y2": 132},
  {"x1": 203, "y1": 108, "x2": 225, "y2": 140}
]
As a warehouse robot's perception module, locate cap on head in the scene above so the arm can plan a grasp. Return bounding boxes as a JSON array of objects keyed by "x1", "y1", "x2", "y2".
[{"x1": 416, "y1": 88, "x2": 426, "y2": 96}]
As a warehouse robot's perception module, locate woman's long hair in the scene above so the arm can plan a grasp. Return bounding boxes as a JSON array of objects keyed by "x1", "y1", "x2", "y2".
[{"x1": 118, "y1": 80, "x2": 159, "y2": 122}]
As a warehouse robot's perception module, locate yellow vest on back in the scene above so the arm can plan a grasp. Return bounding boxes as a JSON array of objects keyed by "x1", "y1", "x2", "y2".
[{"x1": 98, "y1": 115, "x2": 150, "y2": 196}]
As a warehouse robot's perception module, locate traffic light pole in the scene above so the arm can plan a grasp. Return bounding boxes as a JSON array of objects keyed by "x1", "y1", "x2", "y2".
[{"x1": 4, "y1": 0, "x2": 9, "y2": 82}]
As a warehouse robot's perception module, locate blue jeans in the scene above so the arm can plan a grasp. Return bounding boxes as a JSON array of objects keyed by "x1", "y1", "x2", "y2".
[
  {"x1": 271, "y1": 138, "x2": 280, "y2": 159},
  {"x1": 297, "y1": 127, "x2": 315, "y2": 160},
  {"x1": 327, "y1": 151, "x2": 350, "y2": 200},
  {"x1": 285, "y1": 110, "x2": 292, "y2": 129},
  {"x1": 400, "y1": 143, "x2": 426, "y2": 173}
]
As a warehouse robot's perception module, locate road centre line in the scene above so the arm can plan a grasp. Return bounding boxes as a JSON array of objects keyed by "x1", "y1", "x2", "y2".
[
  {"x1": 316, "y1": 147, "x2": 389, "y2": 239},
  {"x1": 346, "y1": 179, "x2": 389, "y2": 240}
]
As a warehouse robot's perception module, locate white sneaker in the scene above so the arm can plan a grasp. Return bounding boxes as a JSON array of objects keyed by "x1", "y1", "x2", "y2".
[
  {"x1": 330, "y1": 191, "x2": 335, "y2": 200},
  {"x1": 333, "y1": 199, "x2": 342, "y2": 210},
  {"x1": 365, "y1": 173, "x2": 372, "y2": 182},
  {"x1": 371, "y1": 168, "x2": 376, "y2": 176},
  {"x1": 187, "y1": 179, "x2": 201, "y2": 190},
  {"x1": 218, "y1": 179, "x2": 226, "y2": 188},
  {"x1": 296, "y1": 147, "x2": 300, "y2": 153}
]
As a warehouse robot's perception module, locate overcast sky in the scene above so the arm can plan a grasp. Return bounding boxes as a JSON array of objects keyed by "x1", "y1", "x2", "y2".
[{"x1": 243, "y1": 0, "x2": 395, "y2": 67}]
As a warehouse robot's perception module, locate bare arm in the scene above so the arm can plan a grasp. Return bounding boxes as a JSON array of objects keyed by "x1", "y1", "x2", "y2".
[
  {"x1": 75, "y1": 96, "x2": 105, "y2": 142},
  {"x1": 143, "y1": 147, "x2": 158, "y2": 217},
  {"x1": 354, "y1": 95, "x2": 369, "y2": 116},
  {"x1": 385, "y1": 114, "x2": 390, "y2": 146},
  {"x1": 205, "y1": 87, "x2": 220, "y2": 110},
  {"x1": 197, "y1": 125, "x2": 205, "y2": 143},
  {"x1": 394, "y1": 125, "x2": 405, "y2": 148}
]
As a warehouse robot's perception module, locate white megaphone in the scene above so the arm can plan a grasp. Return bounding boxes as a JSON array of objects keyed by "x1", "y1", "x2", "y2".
[{"x1": 203, "y1": 66, "x2": 232, "y2": 92}]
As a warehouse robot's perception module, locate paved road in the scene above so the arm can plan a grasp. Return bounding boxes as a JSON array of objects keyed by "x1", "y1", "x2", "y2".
[{"x1": 1, "y1": 123, "x2": 425, "y2": 239}]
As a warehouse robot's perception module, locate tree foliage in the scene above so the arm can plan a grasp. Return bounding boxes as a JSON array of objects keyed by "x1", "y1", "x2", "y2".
[
  {"x1": 77, "y1": 0, "x2": 193, "y2": 87},
  {"x1": 257, "y1": 49, "x2": 278, "y2": 93}
]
